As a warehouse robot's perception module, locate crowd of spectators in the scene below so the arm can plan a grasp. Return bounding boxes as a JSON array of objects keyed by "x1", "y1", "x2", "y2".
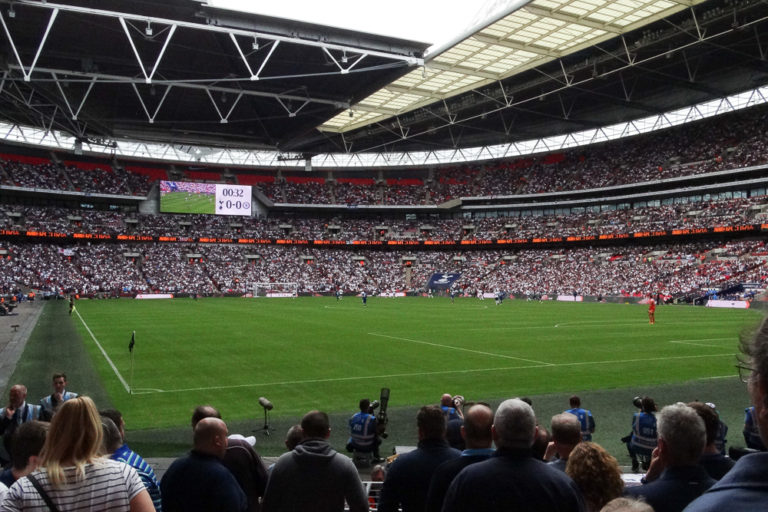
[
  {"x1": 0, "y1": 238, "x2": 764, "y2": 300},
  {"x1": 0, "y1": 158, "x2": 152, "y2": 196},
  {"x1": 1, "y1": 104, "x2": 767, "y2": 205},
  {"x1": 0, "y1": 195, "x2": 764, "y2": 242}
]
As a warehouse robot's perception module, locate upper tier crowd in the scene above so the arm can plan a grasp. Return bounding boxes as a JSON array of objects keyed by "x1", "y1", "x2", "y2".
[
  {"x1": 1, "y1": 195, "x2": 765, "y2": 242},
  {"x1": 0, "y1": 238, "x2": 764, "y2": 299},
  {"x1": 1, "y1": 104, "x2": 767, "y2": 204}
]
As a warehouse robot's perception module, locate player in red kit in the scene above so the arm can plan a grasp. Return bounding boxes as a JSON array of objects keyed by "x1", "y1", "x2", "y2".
[{"x1": 648, "y1": 294, "x2": 656, "y2": 324}]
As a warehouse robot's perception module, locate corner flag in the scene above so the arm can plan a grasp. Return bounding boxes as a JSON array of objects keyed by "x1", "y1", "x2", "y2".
[{"x1": 129, "y1": 331, "x2": 135, "y2": 353}]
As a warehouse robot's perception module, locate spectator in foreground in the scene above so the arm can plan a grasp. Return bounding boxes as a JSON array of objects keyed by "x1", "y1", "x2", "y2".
[
  {"x1": 566, "y1": 442, "x2": 624, "y2": 512},
  {"x1": 161, "y1": 417, "x2": 247, "y2": 512},
  {"x1": 600, "y1": 497, "x2": 653, "y2": 512},
  {"x1": 101, "y1": 413, "x2": 162, "y2": 511},
  {"x1": 425, "y1": 403, "x2": 495, "y2": 512},
  {"x1": 378, "y1": 405, "x2": 460, "y2": 512},
  {"x1": 2, "y1": 396, "x2": 152, "y2": 511},
  {"x1": 0, "y1": 421, "x2": 48, "y2": 489},
  {"x1": 685, "y1": 317, "x2": 768, "y2": 511},
  {"x1": 545, "y1": 413, "x2": 582, "y2": 471},
  {"x1": 190, "y1": 405, "x2": 268, "y2": 512},
  {"x1": 442, "y1": 398, "x2": 585, "y2": 512},
  {"x1": 263, "y1": 410, "x2": 367, "y2": 512},
  {"x1": 624, "y1": 403, "x2": 714, "y2": 512},
  {"x1": 687, "y1": 401, "x2": 735, "y2": 480}
]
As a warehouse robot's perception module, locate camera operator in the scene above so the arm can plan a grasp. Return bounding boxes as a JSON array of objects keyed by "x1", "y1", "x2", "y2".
[
  {"x1": 440, "y1": 394, "x2": 464, "y2": 421},
  {"x1": 347, "y1": 398, "x2": 383, "y2": 462}
]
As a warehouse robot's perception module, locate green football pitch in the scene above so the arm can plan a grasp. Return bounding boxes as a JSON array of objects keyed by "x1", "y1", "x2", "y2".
[
  {"x1": 5, "y1": 296, "x2": 760, "y2": 458},
  {"x1": 66, "y1": 296, "x2": 761, "y2": 446},
  {"x1": 160, "y1": 191, "x2": 215, "y2": 214}
]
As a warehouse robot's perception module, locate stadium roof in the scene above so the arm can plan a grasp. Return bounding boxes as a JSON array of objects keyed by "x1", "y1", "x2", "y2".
[{"x1": 0, "y1": 0, "x2": 767, "y2": 158}]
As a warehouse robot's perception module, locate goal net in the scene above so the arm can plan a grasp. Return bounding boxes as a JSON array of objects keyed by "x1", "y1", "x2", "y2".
[{"x1": 253, "y1": 282, "x2": 298, "y2": 298}]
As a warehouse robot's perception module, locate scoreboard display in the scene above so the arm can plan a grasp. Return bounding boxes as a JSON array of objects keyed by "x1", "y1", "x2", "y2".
[{"x1": 160, "y1": 181, "x2": 252, "y2": 216}]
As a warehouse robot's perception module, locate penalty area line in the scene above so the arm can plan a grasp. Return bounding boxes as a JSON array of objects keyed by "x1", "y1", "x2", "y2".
[
  {"x1": 74, "y1": 309, "x2": 131, "y2": 394},
  {"x1": 367, "y1": 332, "x2": 553, "y2": 366}
]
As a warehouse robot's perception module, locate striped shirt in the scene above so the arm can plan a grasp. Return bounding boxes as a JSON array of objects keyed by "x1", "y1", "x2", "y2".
[
  {"x1": 1, "y1": 459, "x2": 145, "y2": 511},
  {"x1": 112, "y1": 444, "x2": 162, "y2": 511}
]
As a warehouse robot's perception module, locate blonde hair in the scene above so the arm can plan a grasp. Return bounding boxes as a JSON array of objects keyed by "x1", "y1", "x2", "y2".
[
  {"x1": 38, "y1": 396, "x2": 104, "y2": 487},
  {"x1": 566, "y1": 442, "x2": 624, "y2": 512}
]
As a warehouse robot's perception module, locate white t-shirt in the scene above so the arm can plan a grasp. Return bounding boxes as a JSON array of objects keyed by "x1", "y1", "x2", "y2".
[{"x1": 1, "y1": 458, "x2": 145, "y2": 511}]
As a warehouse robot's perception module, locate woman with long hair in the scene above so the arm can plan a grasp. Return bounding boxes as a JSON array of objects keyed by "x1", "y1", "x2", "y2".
[
  {"x1": 1, "y1": 396, "x2": 153, "y2": 511},
  {"x1": 566, "y1": 442, "x2": 624, "y2": 512}
]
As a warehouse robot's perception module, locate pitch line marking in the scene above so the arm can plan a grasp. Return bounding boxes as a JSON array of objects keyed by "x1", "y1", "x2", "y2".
[
  {"x1": 367, "y1": 332, "x2": 553, "y2": 366},
  {"x1": 128, "y1": 351, "x2": 737, "y2": 395},
  {"x1": 669, "y1": 338, "x2": 734, "y2": 348},
  {"x1": 74, "y1": 309, "x2": 131, "y2": 393}
]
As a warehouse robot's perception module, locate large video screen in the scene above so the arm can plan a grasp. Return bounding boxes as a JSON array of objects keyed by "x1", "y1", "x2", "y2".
[{"x1": 159, "y1": 181, "x2": 251, "y2": 216}]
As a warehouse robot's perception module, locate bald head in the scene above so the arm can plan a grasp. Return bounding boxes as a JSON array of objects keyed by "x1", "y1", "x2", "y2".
[
  {"x1": 462, "y1": 404, "x2": 494, "y2": 449},
  {"x1": 441, "y1": 394, "x2": 453, "y2": 407},
  {"x1": 9, "y1": 385, "x2": 27, "y2": 409},
  {"x1": 194, "y1": 417, "x2": 228, "y2": 458},
  {"x1": 493, "y1": 398, "x2": 536, "y2": 449}
]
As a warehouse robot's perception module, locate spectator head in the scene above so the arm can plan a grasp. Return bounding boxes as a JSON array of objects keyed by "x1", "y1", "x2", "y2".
[
  {"x1": 101, "y1": 416, "x2": 122, "y2": 455},
  {"x1": 417, "y1": 405, "x2": 447, "y2": 441},
  {"x1": 99, "y1": 409, "x2": 125, "y2": 440},
  {"x1": 531, "y1": 424, "x2": 551, "y2": 461},
  {"x1": 285, "y1": 424, "x2": 303, "y2": 450},
  {"x1": 656, "y1": 403, "x2": 706, "y2": 466},
  {"x1": 300, "y1": 410, "x2": 330, "y2": 439},
  {"x1": 569, "y1": 395, "x2": 581, "y2": 408},
  {"x1": 193, "y1": 417, "x2": 228, "y2": 458},
  {"x1": 8, "y1": 385, "x2": 27, "y2": 408},
  {"x1": 10, "y1": 420, "x2": 48, "y2": 475},
  {"x1": 566, "y1": 442, "x2": 624, "y2": 512},
  {"x1": 461, "y1": 403, "x2": 494, "y2": 449},
  {"x1": 38, "y1": 396, "x2": 103, "y2": 486},
  {"x1": 600, "y1": 497, "x2": 654, "y2": 512},
  {"x1": 371, "y1": 464, "x2": 387, "y2": 482},
  {"x1": 191, "y1": 404, "x2": 221, "y2": 428},
  {"x1": 440, "y1": 394, "x2": 453, "y2": 407},
  {"x1": 52, "y1": 373, "x2": 67, "y2": 393},
  {"x1": 551, "y1": 413, "x2": 582, "y2": 456},
  {"x1": 359, "y1": 398, "x2": 371, "y2": 414},
  {"x1": 492, "y1": 398, "x2": 536, "y2": 450},
  {"x1": 641, "y1": 397, "x2": 657, "y2": 414},
  {"x1": 740, "y1": 316, "x2": 768, "y2": 446},
  {"x1": 687, "y1": 401, "x2": 719, "y2": 447}
]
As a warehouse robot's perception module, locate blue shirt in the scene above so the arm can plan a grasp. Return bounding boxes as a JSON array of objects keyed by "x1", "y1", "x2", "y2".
[
  {"x1": 112, "y1": 443, "x2": 162, "y2": 511},
  {"x1": 565, "y1": 407, "x2": 595, "y2": 441}
]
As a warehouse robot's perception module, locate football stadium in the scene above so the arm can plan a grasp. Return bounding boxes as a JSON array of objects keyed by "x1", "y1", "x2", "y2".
[{"x1": 2, "y1": 0, "x2": 768, "y2": 509}]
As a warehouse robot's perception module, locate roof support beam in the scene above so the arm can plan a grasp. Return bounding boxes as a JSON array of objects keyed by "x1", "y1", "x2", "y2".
[
  {"x1": 13, "y1": 0, "x2": 423, "y2": 66},
  {"x1": 5, "y1": 65, "x2": 349, "y2": 109}
]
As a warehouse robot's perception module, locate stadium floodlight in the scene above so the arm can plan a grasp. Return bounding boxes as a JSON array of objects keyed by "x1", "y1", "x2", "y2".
[
  {"x1": 258, "y1": 396, "x2": 274, "y2": 436},
  {"x1": 252, "y1": 37, "x2": 259, "y2": 50},
  {"x1": 145, "y1": 21, "x2": 153, "y2": 36}
]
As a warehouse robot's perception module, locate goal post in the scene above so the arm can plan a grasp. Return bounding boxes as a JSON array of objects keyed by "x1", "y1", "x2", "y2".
[{"x1": 253, "y1": 282, "x2": 298, "y2": 298}]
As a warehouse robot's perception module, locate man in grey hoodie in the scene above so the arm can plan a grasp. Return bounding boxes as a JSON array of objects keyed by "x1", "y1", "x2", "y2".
[{"x1": 262, "y1": 410, "x2": 367, "y2": 512}]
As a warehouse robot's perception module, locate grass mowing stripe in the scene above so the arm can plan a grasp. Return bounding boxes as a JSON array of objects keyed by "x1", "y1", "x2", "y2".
[{"x1": 74, "y1": 308, "x2": 131, "y2": 393}]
